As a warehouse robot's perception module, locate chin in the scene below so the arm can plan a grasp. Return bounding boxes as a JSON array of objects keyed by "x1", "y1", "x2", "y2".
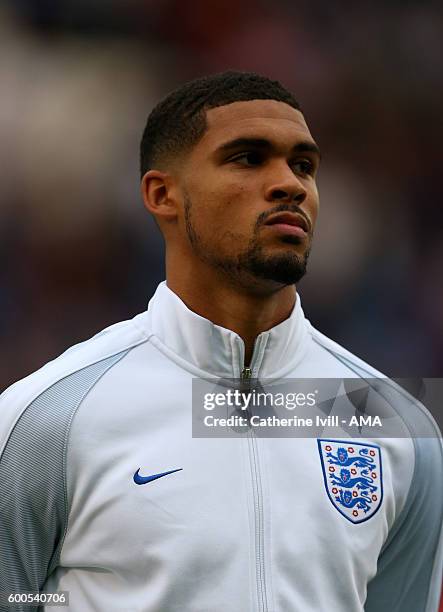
[{"x1": 248, "y1": 252, "x2": 309, "y2": 286}]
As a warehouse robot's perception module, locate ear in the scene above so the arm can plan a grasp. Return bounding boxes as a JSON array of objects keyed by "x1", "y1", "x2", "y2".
[{"x1": 141, "y1": 170, "x2": 178, "y2": 222}]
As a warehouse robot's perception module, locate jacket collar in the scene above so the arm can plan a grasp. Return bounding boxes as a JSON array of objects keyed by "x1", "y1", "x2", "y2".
[{"x1": 145, "y1": 281, "x2": 310, "y2": 378}]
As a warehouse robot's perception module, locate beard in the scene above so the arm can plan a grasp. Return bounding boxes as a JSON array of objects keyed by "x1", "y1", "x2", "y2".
[
  {"x1": 238, "y1": 235, "x2": 310, "y2": 285},
  {"x1": 184, "y1": 195, "x2": 312, "y2": 287}
]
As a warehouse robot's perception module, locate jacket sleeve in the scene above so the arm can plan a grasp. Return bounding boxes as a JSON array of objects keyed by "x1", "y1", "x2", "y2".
[
  {"x1": 0, "y1": 353, "x2": 127, "y2": 612},
  {"x1": 0, "y1": 382, "x2": 69, "y2": 612},
  {"x1": 364, "y1": 382, "x2": 443, "y2": 612}
]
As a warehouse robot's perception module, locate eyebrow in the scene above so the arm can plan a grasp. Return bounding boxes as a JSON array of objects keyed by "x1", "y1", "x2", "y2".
[{"x1": 216, "y1": 137, "x2": 322, "y2": 160}]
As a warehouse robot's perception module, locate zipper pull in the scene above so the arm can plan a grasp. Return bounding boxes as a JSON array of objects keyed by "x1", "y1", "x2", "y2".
[
  {"x1": 241, "y1": 367, "x2": 252, "y2": 381},
  {"x1": 241, "y1": 367, "x2": 253, "y2": 393},
  {"x1": 240, "y1": 367, "x2": 253, "y2": 423}
]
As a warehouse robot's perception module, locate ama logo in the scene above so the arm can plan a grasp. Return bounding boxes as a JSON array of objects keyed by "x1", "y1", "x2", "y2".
[{"x1": 317, "y1": 439, "x2": 383, "y2": 524}]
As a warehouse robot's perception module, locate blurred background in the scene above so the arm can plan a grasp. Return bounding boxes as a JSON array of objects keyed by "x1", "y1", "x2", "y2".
[{"x1": 1, "y1": 0, "x2": 442, "y2": 392}]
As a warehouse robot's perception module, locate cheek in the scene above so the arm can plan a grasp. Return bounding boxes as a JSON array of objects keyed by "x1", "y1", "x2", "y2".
[
  {"x1": 183, "y1": 166, "x2": 262, "y2": 244},
  {"x1": 195, "y1": 184, "x2": 253, "y2": 230},
  {"x1": 306, "y1": 187, "x2": 320, "y2": 228}
]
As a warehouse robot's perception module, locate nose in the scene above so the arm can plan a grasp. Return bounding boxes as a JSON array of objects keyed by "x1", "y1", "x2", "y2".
[{"x1": 264, "y1": 164, "x2": 307, "y2": 205}]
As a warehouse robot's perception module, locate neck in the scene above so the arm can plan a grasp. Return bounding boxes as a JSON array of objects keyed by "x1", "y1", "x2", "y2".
[{"x1": 166, "y1": 254, "x2": 297, "y2": 367}]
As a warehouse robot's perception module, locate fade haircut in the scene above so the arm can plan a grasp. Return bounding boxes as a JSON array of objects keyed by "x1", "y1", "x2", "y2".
[{"x1": 140, "y1": 71, "x2": 302, "y2": 177}]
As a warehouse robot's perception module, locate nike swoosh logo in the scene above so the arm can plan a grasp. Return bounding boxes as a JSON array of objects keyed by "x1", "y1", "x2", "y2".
[{"x1": 133, "y1": 467, "x2": 183, "y2": 485}]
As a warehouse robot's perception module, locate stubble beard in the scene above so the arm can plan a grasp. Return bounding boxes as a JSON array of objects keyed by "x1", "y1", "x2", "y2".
[{"x1": 184, "y1": 194, "x2": 311, "y2": 288}]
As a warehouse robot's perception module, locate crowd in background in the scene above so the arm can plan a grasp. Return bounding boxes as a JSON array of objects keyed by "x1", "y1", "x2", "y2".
[{"x1": 1, "y1": 0, "x2": 442, "y2": 392}]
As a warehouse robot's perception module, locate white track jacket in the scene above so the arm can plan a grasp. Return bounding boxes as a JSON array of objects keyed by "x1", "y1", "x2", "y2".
[{"x1": 0, "y1": 281, "x2": 442, "y2": 611}]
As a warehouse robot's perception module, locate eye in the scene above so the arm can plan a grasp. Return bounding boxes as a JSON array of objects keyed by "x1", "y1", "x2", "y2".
[
  {"x1": 291, "y1": 159, "x2": 315, "y2": 176},
  {"x1": 230, "y1": 151, "x2": 264, "y2": 166}
]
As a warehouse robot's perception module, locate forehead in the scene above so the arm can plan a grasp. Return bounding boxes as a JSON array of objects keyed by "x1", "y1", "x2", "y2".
[{"x1": 199, "y1": 99, "x2": 314, "y2": 149}]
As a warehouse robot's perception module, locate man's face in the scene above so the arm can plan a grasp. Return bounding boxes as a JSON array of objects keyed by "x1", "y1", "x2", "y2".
[{"x1": 176, "y1": 99, "x2": 320, "y2": 290}]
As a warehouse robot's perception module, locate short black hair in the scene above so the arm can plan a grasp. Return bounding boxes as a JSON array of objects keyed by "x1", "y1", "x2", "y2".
[{"x1": 140, "y1": 71, "x2": 302, "y2": 177}]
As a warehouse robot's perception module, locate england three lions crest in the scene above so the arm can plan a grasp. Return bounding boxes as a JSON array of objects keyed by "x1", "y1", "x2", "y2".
[{"x1": 317, "y1": 439, "x2": 383, "y2": 524}]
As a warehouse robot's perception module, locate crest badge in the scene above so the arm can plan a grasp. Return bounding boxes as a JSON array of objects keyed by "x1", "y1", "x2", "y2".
[{"x1": 317, "y1": 439, "x2": 383, "y2": 524}]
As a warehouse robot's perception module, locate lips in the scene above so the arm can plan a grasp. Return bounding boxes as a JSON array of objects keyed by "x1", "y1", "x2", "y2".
[{"x1": 264, "y1": 212, "x2": 309, "y2": 233}]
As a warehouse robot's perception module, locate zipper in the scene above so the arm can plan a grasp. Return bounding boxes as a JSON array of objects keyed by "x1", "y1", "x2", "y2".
[
  {"x1": 241, "y1": 366, "x2": 252, "y2": 382},
  {"x1": 241, "y1": 366, "x2": 268, "y2": 612}
]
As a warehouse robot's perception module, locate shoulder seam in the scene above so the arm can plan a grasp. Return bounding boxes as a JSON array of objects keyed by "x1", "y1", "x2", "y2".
[
  {"x1": 1, "y1": 319, "x2": 150, "y2": 404},
  {"x1": 311, "y1": 333, "x2": 378, "y2": 378},
  {"x1": 3, "y1": 325, "x2": 150, "y2": 407},
  {"x1": 0, "y1": 326, "x2": 151, "y2": 460}
]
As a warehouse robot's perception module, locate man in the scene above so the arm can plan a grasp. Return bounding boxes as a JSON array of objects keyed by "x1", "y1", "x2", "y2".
[{"x1": 0, "y1": 72, "x2": 442, "y2": 611}]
